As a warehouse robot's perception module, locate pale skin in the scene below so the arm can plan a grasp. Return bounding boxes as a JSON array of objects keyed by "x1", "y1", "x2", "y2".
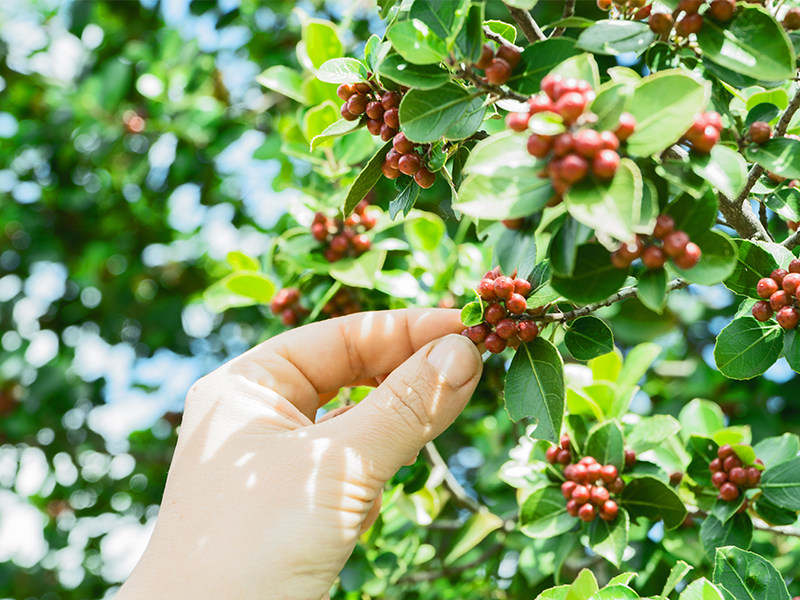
[{"x1": 116, "y1": 308, "x2": 483, "y2": 600}]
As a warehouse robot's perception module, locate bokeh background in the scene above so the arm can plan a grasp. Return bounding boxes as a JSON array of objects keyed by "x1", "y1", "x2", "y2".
[{"x1": 2, "y1": 0, "x2": 799, "y2": 598}]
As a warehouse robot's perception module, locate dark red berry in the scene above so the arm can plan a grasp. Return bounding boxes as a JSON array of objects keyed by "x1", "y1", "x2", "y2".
[
  {"x1": 653, "y1": 214, "x2": 675, "y2": 239},
  {"x1": 484, "y1": 303, "x2": 507, "y2": 325},
  {"x1": 678, "y1": 0, "x2": 703, "y2": 14},
  {"x1": 281, "y1": 308, "x2": 298, "y2": 326},
  {"x1": 381, "y1": 91, "x2": 401, "y2": 109},
  {"x1": 599, "y1": 465, "x2": 618, "y2": 484},
  {"x1": 790, "y1": 259, "x2": 800, "y2": 274},
  {"x1": 398, "y1": 153, "x2": 421, "y2": 176},
  {"x1": 496, "y1": 45, "x2": 521, "y2": 69},
  {"x1": 346, "y1": 94, "x2": 367, "y2": 115},
  {"x1": 641, "y1": 245, "x2": 666, "y2": 270},
  {"x1": 513, "y1": 278, "x2": 532, "y2": 298},
  {"x1": 354, "y1": 82, "x2": 371, "y2": 94},
  {"x1": 729, "y1": 467, "x2": 747, "y2": 486},
  {"x1": 527, "y1": 134, "x2": 552, "y2": 158},
  {"x1": 555, "y1": 92, "x2": 588, "y2": 124},
  {"x1": 366, "y1": 101, "x2": 384, "y2": 120},
  {"x1": 341, "y1": 105, "x2": 358, "y2": 121},
  {"x1": 785, "y1": 7, "x2": 800, "y2": 30},
  {"x1": 380, "y1": 124, "x2": 398, "y2": 142},
  {"x1": 493, "y1": 276, "x2": 515, "y2": 300},
  {"x1": 712, "y1": 471, "x2": 728, "y2": 488},
  {"x1": 692, "y1": 125, "x2": 719, "y2": 153},
  {"x1": 708, "y1": 0, "x2": 735, "y2": 21},
  {"x1": 484, "y1": 332, "x2": 507, "y2": 354},
  {"x1": 566, "y1": 499, "x2": 579, "y2": 517},
  {"x1": 560, "y1": 153, "x2": 589, "y2": 184},
  {"x1": 475, "y1": 44, "x2": 494, "y2": 70},
  {"x1": 572, "y1": 485, "x2": 591, "y2": 504},
  {"x1": 772, "y1": 268, "x2": 789, "y2": 286},
  {"x1": 477, "y1": 279, "x2": 497, "y2": 301},
  {"x1": 757, "y1": 277, "x2": 780, "y2": 298},
  {"x1": 614, "y1": 112, "x2": 637, "y2": 141},
  {"x1": 673, "y1": 242, "x2": 701, "y2": 269},
  {"x1": 749, "y1": 121, "x2": 771, "y2": 144},
  {"x1": 611, "y1": 250, "x2": 633, "y2": 270},
  {"x1": 506, "y1": 293, "x2": 527, "y2": 314},
  {"x1": 393, "y1": 132, "x2": 414, "y2": 154},
  {"x1": 770, "y1": 290, "x2": 791, "y2": 311},
  {"x1": 670, "y1": 472, "x2": 684, "y2": 486},
  {"x1": 709, "y1": 458, "x2": 723, "y2": 472},
  {"x1": 517, "y1": 321, "x2": 539, "y2": 343},
  {"x1": 752, "y1": 300, "x2": 774, "y2": 322},
  {"x1": 618, "y1": 237, "x2": 644, "y2": 261},
  {"x1": 572, "y1": 464, "x2": 589, "y2": 484},
  {"x1": 649, "y1": 12, "x2": 674, "y2": 34},
  {"x1": 663, "y1": 231, "x2": 690, "y2": 257},
  {"x1": 723, "y1": 455, "x2": 743, "y2": 472},
  {"x1": 495, "y1": 319, "x2": 518, "y2": 340},
  {"x1": 352, "y1": 234, "x2": 370, "y2": 254},
  {"x1": 546, "y1": 445, "x2": 560, "y2": 464},
  {"x1": 383, "y1": 107, "x2": 399, "y2": 129},
  {"x1": 381, "y1": 161, "x2": 400, "y2": 179},
  {"x1": 573, "y1": 129, "x2": 603, "y2": 158},
  {"x1": 746, "y1": 467, "x2": 762, "y2": 487},
  {"x1": 593, "y1": 149, "x2": 620, "y2": 180},
  {"x1": 599, "y1": 500, "x2": 618, "y2": 521},
  {"x1": 718, "y1": 444, "x2": 735, "y2": 459},
  {"x1": 366, "y1": 118, "x2": 382, "y2": 136},
  {"x1": 337, "y1": 83, "x2": 356, "y2": 100},
  {"x1": 607, "y1": 477, "x2": 625, "y2": 494},
  {"x1": 777, "y1": 306, "x2": 800, "y2": 329},
  {"x1": 560, "y1": 434, "x2": 571, "y2": 450},
  {"x1": 562, "y1": 480, "x2": 578, "y2": 499},
  {"x1": 485, "y1": 58, "x2": 512, "y2": 85},
  {"x1": 578, "y1": 503, "x2": 596, "y2": 522},
  {"x1": 625, "y1": 449, "x2": 636, "y2": 467},
  {"x1": 556, "y1": 449, "x2": 571, "y2": 465},
  {"x1": 467, "y1": 323, "x2": 491, "y2": 344},
  {"x1": 414, "y1": 167, "x2": 436, "y2": 189},
  {"x1": 719, "y1": 482, "x2": 739, "y2": 501},
  {"x1": 590, "y1": 486, "x2": 609, "y2": 505},
  {"x1": 783, "y1": 273, "x2": 800, "y2": 295}
]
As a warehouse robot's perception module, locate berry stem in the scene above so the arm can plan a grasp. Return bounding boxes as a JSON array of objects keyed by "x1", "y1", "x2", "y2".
[
  {"x1": 455, "y1": 65, "x2": 529, "y2": 103},
  {"x1": 550, "y1": 0, "x2": 576, "y2": 38},
  {"x1": 481, "y1": 25, "x2": 523, "y2": 52},
  {"x1": 503, "y1": 2, "x2": 546, "y2": 43}
]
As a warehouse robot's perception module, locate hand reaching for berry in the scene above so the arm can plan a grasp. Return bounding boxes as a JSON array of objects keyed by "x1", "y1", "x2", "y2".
[{"x1": 115, "y1": 309, "x2": 482, "y2": 600}]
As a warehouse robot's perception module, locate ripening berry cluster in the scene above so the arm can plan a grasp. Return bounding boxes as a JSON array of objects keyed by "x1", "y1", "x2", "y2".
[
  {"x1": 751, "y1": 260, "x2": 800, "y2": 329},
  {"x1": 382, "y1": 132, "x2": 436, "y2": 188},
  {"x1": 322, "y1": 287, "x2": 361, "y2": 318},
  {"x1": 681, "y1": 111, "x2": 723, "y2": 154},
  {"x1": 611, "y1": 214, "x2": 702, "y2": 271},
  {"x1": 338, "y1": 80, "x2": 402, "y2": 142},
  {"x1": 709, "y1": 444, "x2": 763, "y2": 503},
  {"x1": 473, "y1": 42, "x2": 521, "y2": 86},
  {"x1": 509, "y1": 75, "x2": 635, "y2": 204},
  {"x1": 648, "y1": 0, "x2": 736, "y2": 39},
  {"x1": 270, "y1": 287, "x2": 308, "y2": 326},
  {"x1": 460, "y1": 267, "x2": 540, "y2": 354},
  {"x1": 545, "y1": 435, "x2": 635, "y2": 523},
  {"x1": 311, "y1": 200, "x2": 376, "y2": 263}
]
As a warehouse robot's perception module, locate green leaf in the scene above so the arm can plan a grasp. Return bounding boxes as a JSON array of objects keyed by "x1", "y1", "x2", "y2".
[
  {"x1": 221, "y1": 271, "x2": 275, "y2": 303},
  {"x1": 584, "y1": 421, "x2": 625, "y2": 471},
  {"x1": 461, "y1": 301, "x2": 484, "y2": 327},
  {"x1": 405, "y1": 213, "x2": 445, "y2": 252},
  {"x1": 576, "y1": 20, "x2": 656, "y2": 56},
  {"x1": 444, "y1": 92, "x2": 486, "y2": 141},
  {"x1": 378, "y1": 54, "x2": 451, "y2": 89},
  {"x1": 544, "y1": 17, "x2": 596, "y2": 30},
  {"x1": 663, "y1": 561, "x2": 693, "y2": 598},
  {"x1": 483, "y1": 19, "x2": 516, "y2": 44},
  {"x1": 303, "y1": 101, "x2": 339, "y2": 145},
  {"x1": 493, "y1": 228, "x2": 537, "y2": 280},
  {"x1": 550, "y1": 53, "x2": 601, "y2": 90},
  {"x1": 713, "y1": 546, "x2": 791, "y2": 600},
  {"x1": 618, "y1": 342, "x2": 660, "y2": 388},
  {"x1": 760, "y1": 456, "x2": 800, "y2": 511},
  {"x1": 567, "y1": 569, "x2": 599, "y2": 600},
  {"x1": 256, "y1": 66, "x2": 305, "y2": 103},
  {"x1": 713, "y1": 316, "x2": 784, "y2": 380},
  {"x1": 626, "y1": 70, "x2": 710, "y2": 157},
  {"x1": 399, "y1": 83, "x2": 486, "y2": 143},
  {"x1": 549, "y1": 216, "x2": 593, "y2": 277},
  {"x1": 627, "y1": 415, "x2": 682, "y2": 454},
  {"x1": 364, "y1": 34, "x2": 391, "y2": 73},
  {"x1": 765, "y1": 187, "x2": 800, "y2": 222},
  {"x1": 690, "y1": 145, "x2": 747, "y2": 199},
  {"x1": 409, "y1": 0, "x2": 470, "y2": 44},
  {"x1": 753, "y1": 433, "x2": 800, "y2": 470},
  {"x1": 680, "y1": 578, "x2": 724, "y2": 600},
  {"x1": 710, "y1": 495, "x2": 746, "y2": 526},
  {"x1": 504, "y1": 338, "x2": 565, "y2": 438},
  {"x1": 455, "y1": 2, "x2": 484, "y2": 63},
  {"x1": 520, "y1": 486, "x2": 577, "y2": 538},
  {"x1": 589, "y1": 584, "x2": 638, "y2": 600},
  {"x1": 669, "y1": 229, "x2": 737, "y2": 286},
  {"x1": 444, "y1": 509, "x2": 504, "y2": 564},
  {"x1": 504, "y1": 0, "x2": 537, "y2": 7},
  {"x1": 701, "y1": 514, "x2": 753, "y2": 558},
  {"x1": 590, "y1": 83, "x2": 633, "y2": 132},
  {"x1": 745, "y1": 137, "x2": 800, "y2": 180},
  {"x1": 745, "y1": 102, "x2": 780, "y2": 127},
  {"x1": 587, "y1": 508, "x2": 629, "y2": 568},
  {"x1": 316, "y1": 58, "x2": 368, "y2": 83},
  {"x1": 389, "y1": 176, "x2": 421, "y2": 219},
  {"x1": 536, "y1": 587, "x2": 570, "y2": 600},
  {"x1": 686, "y1": 435, "x2": 719, "y2": 487},
  {"x1": 679, "y1": 399, "x2": 725, "y2": 438},
  {"x1": 386, "y1": 19, "x2": 448, "y2": 65},
  {"x1": 620, "y1": 475, "x2": 687, "y2": 530},
  {"x1": 565, "y1": 158, "x2": 650, "y2": 243},
  {"x1": 343, "y1": 141, "x2": 393, "y2": 216},
  {"x1": 637, "y1": 267, "x2": 668, "y2": 314},
  {"x1": 226, "y1": 251, "x2": 259, "y2": 272},
  {"x1": 723, "y1": 239, "x2": 781, "y2": 298},
  {"x1": 608, "y1": 573, "x2": 637, "y2": 587},
  {"x1": 551, "y1": 243, "x2": 629, "y2": 304},
  {"x1": 665, "y1": 191, "x2": 718, "y2": 239},
  {"x1": 310, "y1": 117, "x2": 363, "y2": 150},
  {"x1": 328, "y1": 250, "x2": 387, "y2": 289},
  {"x1": 696, "y1": 5, "x2": 795, "y2": 82},
  {"x1": 753, "y1": 496, "x2": 800, "y2": 526},
  {"x1": 564, "y1": 316, "x2": 614, "y2": 361},
  {"x1": 506, "y1": 39, "x2": 581, "y2": 95},
  {"x1": 302, "y1": 19, "x2": 344, "y2": 70}
]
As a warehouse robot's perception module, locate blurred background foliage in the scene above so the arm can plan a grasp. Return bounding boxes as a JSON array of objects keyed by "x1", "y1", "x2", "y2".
[{"x1": 0, "y1": 0, "x2": 799, "y2": 598}]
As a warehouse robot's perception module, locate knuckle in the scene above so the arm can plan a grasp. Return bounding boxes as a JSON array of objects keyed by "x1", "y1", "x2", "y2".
[{"x1": 381, "y1": 373, "x2": 435, "y2": 431}]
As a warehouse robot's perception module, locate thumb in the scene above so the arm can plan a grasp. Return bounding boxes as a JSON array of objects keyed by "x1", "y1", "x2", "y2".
[{"x1": 337, "y1": 334, "x2": 482, "y2": 483}]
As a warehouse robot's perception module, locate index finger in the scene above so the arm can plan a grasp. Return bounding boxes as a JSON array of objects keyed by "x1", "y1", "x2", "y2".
[{"x1": 224, "y1": 308, "x2": 465, "y2": 421}]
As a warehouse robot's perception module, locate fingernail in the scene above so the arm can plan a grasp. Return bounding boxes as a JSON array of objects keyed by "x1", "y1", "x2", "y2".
[{"x1": 427, "y1": 334, "x2": 482, "y2": 388}]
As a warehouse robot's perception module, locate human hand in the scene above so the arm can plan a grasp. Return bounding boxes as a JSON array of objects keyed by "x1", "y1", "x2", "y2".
[{"x1": 116, "y1": 308, "x2": 483, "y2": 600}]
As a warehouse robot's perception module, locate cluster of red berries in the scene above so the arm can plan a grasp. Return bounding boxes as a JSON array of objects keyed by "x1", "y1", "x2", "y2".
[
  {"x1": 751, "y1": 260, "x2": 800, "y2": 329},
  {"x1": 338, "y1": 79, "x2": 403, "y2": 142},
  {"x1": 545, "y1": 435, "x2": 636, "y2": 523},
  {"x1": 460, "y1": 267, "x2": 539, "y2": 354},
  {"x1": 321, "y1": 287, "x2": 361, "y2": 318},
  {"x1": 381, "y1": 132, "x2": 436, "y2": 188},
  {"x1": 610, "y1": 214, "x2": 702, "y2": 271},
  {"x1": 649, "y1": 0, "x2": 736, "y2": 38},
  {"x1": 681, "y1": 111, "x2": 723, "y2": 154},
  {"x1": 311, "y1": 200, "x2": 376, "y2": 263},
  {"x1": 709, "y1": 444, "x2": 762, "y2": 503},
  {"x1": 270, "y1": 287, "x2": 308, "y2": 326},
  {"x1": 508, "y1": 75, "x2": 634, "y2": 203},
  {"x1": 597, "y1": 0, "x2": 653, "y2": 20},
  {"x1": 473, "y1": 42, "x2": 522, "y2": 86}
]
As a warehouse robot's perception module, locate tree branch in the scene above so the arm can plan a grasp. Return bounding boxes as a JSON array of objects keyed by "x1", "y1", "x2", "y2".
[
  {"x1": 783, "y1": 228, "x2": 800, "y2": 250},
  {"x1": 503, "y1": 2, "x2": 546, "y2": 43},
  {"x1": 455, "y1": 65, "x2": 530, "y2": 103},
  {"x1": 423, "y1": 442, "x2": 484, "y2": 514},
  {"x1": 533, "y1": 278, "x2": 689, "y2": 323},
  {"x1": 551, "y1": 0, "x2": 576, "y2": 37},
  {"x1": 481, "y1": 25, "x2": 523, "y2": 52}
]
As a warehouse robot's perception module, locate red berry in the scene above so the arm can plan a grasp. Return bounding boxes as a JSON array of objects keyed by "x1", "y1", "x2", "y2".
[
  {"x1": 692, "y1": 125, "x2": 720, "y2": 154},
  {"x1": 634, "y1": 3, "x2": 652, "y2": 20},
  {"x1": 600, "y1": 500, "x2": 618, "y2": 521},
  {"x1": 495, "y1": 318, "x2": 518, "y2": 340},
  {"x1": 572, "y1": 484, "x2": 591, "y2": 504},
  {"x1": 746, "y1": 467, "x2": 762, "y2": 487},
  {"x1": 777, "y1": 306, "x2": 800, "y2": 329},
  {"x1": 562, "y1": 480, "x2": 578, "y2": 499},
  {"x1": 557, "y1": 449, "x2": 571, "y2": 465},
  {"x1": 566, "y1": 499, "x2": 580, "y2": 517},
  {"x1": 783, "y1": 273, "x2": 800, "y2": 295},
  {"x1": 366, "y1": 118, "x2": 382, "y2": 136},
  {"x1": 541, "y1": 74, "x2": 562, "y2": 100},
  {"x1": 546, "y1": 445, "x2": 560, "y2": 464},
  {"x1": 614, "y1": 112, "x2": 637, "y2": 141},
  {"x1": 770, "y1": 290, "x2": 791, "y2": 311},
  {"x1": 493, "y1": 276, "x2": 515, "y2": 300},
  {"x1": 611, "y1": 250, "x2": 633, "y2": 270},
  {"x1": 496, "y1": 45, "x2": 521, "y2": 69},
  {"x1": 513, "y1": 278, "x2": 532, "y2": 297},
  {"x1": 578, "y1": 503, "x2": 596, "y2": 522},
  {"x1": 572, "y1": 464, "x2": 589, "y2": 484},
  {"x1": 361, "y1": 213, "x2": 377, "y2": 230},
  {"x1": 586, "y1": 463, "x2": 602, "y2": 484},
  {"x1": 618, "y1": 236, "x2": 644, "y2": 261},
  {"x1": 346, "y1": 94, "x2": 367, "y2": 115},
  {"x1": 729, "y1": 467, "x2": 747, "y2": 485},
  {"x1": 475, "y1": 43, "x2": 494, "y2": 70},
  {"x1": 718, "y1": 444, "x2": 734, "y2": 459},
  {"x1": 749, "y1": 121, "x2": 771, "y2": 144},
  {"x1": 398, "y1": 153, "x2": 421, "y2": 176},
  {"x1": 784, "y1": 7, "x2": 800, "y2": 30},
  {"x1": 772, "y1": 268, "x2": 789, "y2": 286},
  {"x1": 484, "y1": 332, "x2": 507, "y2": 354},
  {"x1": 563, "y1": 464, "x2": 576, "y2": 481},
  {"x1": 663, "y1": 230, "x2": 690, "y2": 258},
  {"x1": 517, "y1": 321, "x2": 539, "y2": 343},
  {"x1": 381, "y1": 161, "x2": 400, "y2": 179},
  {"x1": 555, "y1": 92, "x2": 589, "y2": 124},
  {"x1": 560, "y1": 434, "x2": 571, "y2": 450},
  {"x1": 590, "y1": 486, "x2": 609, "y2": 505},
  {"x1": 592, "y1": 149, "x2": 620, "y2": 180},
  {"x1": 757, "y1": 277, "x2": 780, "y2": 298},
  {"x1": 607, "y1": 477, "x2": 625, "y2": 494},
  {"x1": 311, "y1": 223, "x2": 328, "y2": 242},
  {"x1": 354, "y1": 82, "x2": 371, "y2": 94},
  {"x1": 599, "y1": 131, "x2": 620, "y2": 151},
  {"x1": 352, "y1": 234, "x2": 370, "y2": 254},
  {"x1": 477, "y1": 278, "x2": 497, "y2": 301},
  {"x1": 528, "y1": 94, "x2": 556, "y2": 114},
  {"x1": 506, "y1": 111, "x2": 530, "y2": 132},
  {"x1": 383, "y1": 107, "x2": 399, "y2": 129},
  {"x1": 341, "y1": 105, "x2": 358, "y2": 121},
  {"x1": 467, "y1": 323, "x2": 491, "y2": 344},
  {"x1": 579, "y1": 456, "x2": 598, "y2": 466},
  {"x1": 506, "y1": 293, "x2": 528, "y2": 314},
  {"x1": 712, "y1": 471, "x2": 728, "y2": 488},
  {"x1": 380, "y1": 124, "x2": 398, "y2": 141},
  {"x1": 365, "y1": 101, "x2": 384, "y2": 120},
  {"x1": 625, "y1": 449, "x2": 636, "y2": 467},
  {"x1": 484, "y1": 303, "x2": 507, "y2": 325},
  {"x1": 485, "y1": 58, "x2": 512, "y2": 85},
  {"x1": 597, "y1": 0, "x2": 612, "y2": 9},
  {"x1": 415, "y1": 167, "x2": 436, "y2": 189},
  {"x1": 573, "y1": 129, "x2": 603, "y2": 158},
  {"x1": 723, "y1": 455, "x2": 743, "y2": 472},
  {"x1": 708, "y1": 0, "x2": 735, "y2": 21},
  {"x1": 381, "y1": 91, "x2": 401, "y2": 109},
  {"x1": 709, "y1": 458, "x2": 723, "y2": 472},
  {"x1": 527, "y1": 134, "x2": 552, "y2": 159},
  {"x1": 281, "y1": 308, "x2": 298, "y2": 326},
  {"x1": 673, "y1": 241, "x2": 701, "y2": 269},
  {"x1": 752, "y1": 301, "x2": 774, "y2": 322},
  {"x1": 393, "y1": 132, "x2": 414, "y2": 154},
  {"x1": 600, "y1": 465, "x2": 618, "y2": 483},
  {"x1": 678, "y1": 0, "x2": 703, "y2": 14},
  {"x1": 552, "y1": 133, "x2": 574, "y2": 158},
  {"x1": 653, "y1": 215, "x2": 675, "y2": 239},
  {"x1": 649, "y1": 12, "x2": 674, "y2": 35},
  {"x1": 719, "y1": 482, "x2": 739, "y2": 501},
  {"x1": 670, "y1": 472, "x2": 684, "y2": 486},
  {"x1": 560, "y1": 153, "x2": 589, "y2": 184},
  {"x1": 790, "y1": 259, "x2": 800, "y2": 274},
  {"x1": 337, "y1": 83, "x2": 356, "y2": 100}
]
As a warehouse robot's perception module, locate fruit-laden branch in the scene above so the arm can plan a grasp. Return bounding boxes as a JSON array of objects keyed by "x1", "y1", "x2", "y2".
[
  {"x1": 455, "y1": 65, "x2": 530, "y2": 103},
  {"x1": 503, "y1": 2, "x2": 546, "y2": 43},
  {"x1": 481, "y1": 25, "x2": 523, "y2": 52},
  {"x1": 551, "y1": 0, "x2": 576, "y2": 37},
  {"x1": 533, "y1": 278, "x2": 689, "y2": 323}
]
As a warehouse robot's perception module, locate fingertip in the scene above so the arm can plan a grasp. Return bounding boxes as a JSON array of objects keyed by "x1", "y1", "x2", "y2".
[{"x1": 426, "y1": 333, "x2": 483, "y2": 389}]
